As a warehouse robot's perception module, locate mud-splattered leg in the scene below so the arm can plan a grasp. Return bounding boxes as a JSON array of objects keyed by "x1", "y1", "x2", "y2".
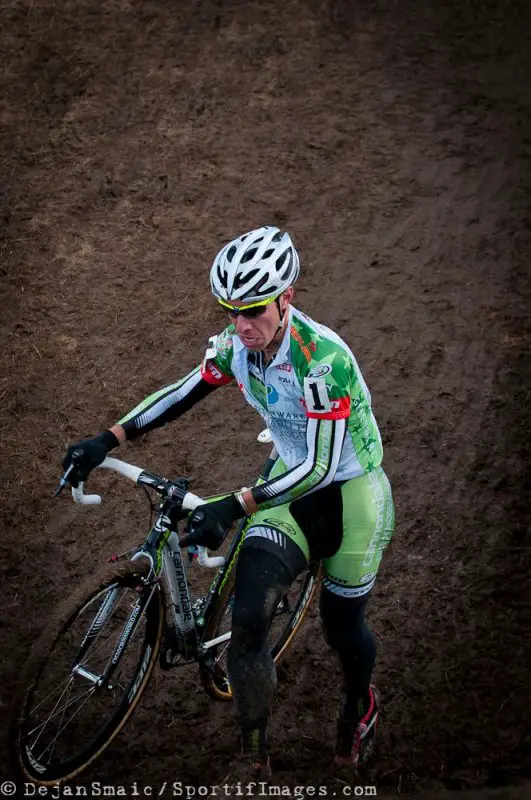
[{"x1": 226, "y1": 547, "x2": 292, "y2": 758}]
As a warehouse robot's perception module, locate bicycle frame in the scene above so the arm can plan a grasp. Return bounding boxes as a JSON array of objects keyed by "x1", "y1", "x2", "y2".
[
  {"x1": 68, "y1": 442, "x2": 277, "y2": 678},
  {"x1": 158, "y1": 446, "x2": 279, "y2": 661},
  {"x1": 140, "y1": 482, "x2": 269, "y2": 666},
  {"x1": 156, "y1": 520, "x2": 245, "y2": 663}
]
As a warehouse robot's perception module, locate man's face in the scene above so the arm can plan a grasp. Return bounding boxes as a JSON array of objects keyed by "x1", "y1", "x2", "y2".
[{"x1": 224, "y1": 287, "x2": 294, "y2": 351}]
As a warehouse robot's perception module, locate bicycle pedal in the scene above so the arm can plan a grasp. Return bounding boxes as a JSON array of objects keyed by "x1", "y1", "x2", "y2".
[
  {"x1": 159, "y1": 629, "x2": 183, "y2": 671},
  {"x1": 202, "y1": 659, "x2": 231, "y2": 692},
  {"x1": 274, "y1": 595, "x2": 290, "y2": 616},
  {"x1": 159, "y1": 648, "x2": 183, "y2": 670}
]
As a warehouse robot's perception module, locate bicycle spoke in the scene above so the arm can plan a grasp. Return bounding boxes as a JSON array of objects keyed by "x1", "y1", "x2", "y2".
[
  {"x1": 39, "y1": 675, "x2": 77, "y2": 765},
  {"x1": 28, "y1": 677, "x2": 75, "y2": 746},
  {"x1": 36, "y1": 687, "x2": 97, "y2": 765},
  {"x1": 214, "y1": 641, "x2": 230, "y2": 663},
  {"x1": 29, "y1": 672, "x2": 74, "y2": 717},
  {"x1": 28, "y1": 681, "x2": 93, "y2": 740}
]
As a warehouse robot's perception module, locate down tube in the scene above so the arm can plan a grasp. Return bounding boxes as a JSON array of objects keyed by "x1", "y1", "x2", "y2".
[{"x1": 164, "y1": 532, "x2": 195, "y2": 633}]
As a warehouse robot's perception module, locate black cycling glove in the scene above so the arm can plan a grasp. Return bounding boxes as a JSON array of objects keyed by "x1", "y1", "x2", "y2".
[
  {"x1": 180, "y1": 494, "x2": 246, "y2": 551},
  {"x1": 62, "y1": 430, "x2": 119, "y2": 484}
]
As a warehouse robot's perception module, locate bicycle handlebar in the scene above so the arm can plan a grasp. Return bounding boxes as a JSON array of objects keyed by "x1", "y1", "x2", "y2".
[{"x1": 71, "y1": 456, "x2": 224, "y2": 568}]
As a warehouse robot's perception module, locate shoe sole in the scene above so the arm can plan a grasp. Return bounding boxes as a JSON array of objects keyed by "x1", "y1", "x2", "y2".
[{"x1": 334, "y1": 685, "x2": 380, "y2": 768}]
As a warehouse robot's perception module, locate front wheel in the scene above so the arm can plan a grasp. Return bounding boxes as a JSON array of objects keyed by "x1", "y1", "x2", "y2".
[
  {"x1": 199, "y1": 560, "x2": 321, "y2": 700},
  {"x1": 10, "y1": 559, "x2": 163, "y2": 784}
]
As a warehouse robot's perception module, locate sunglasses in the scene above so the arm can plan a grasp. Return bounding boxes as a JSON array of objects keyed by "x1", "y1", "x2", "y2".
[{"x1": 219, "y1": 296, "x2": 278, "y2": 319}]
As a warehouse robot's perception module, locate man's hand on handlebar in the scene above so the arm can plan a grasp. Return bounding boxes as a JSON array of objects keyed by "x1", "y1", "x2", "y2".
[
  {"x1": 61, "y1": 430, "x2": 120, "y2": 486},
  {"x1": 180, "y1": 494, "x2": 246, "y2": 551}
]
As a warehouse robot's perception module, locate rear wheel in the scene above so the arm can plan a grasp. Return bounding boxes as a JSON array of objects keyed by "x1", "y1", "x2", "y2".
[
  {"x1": 200, "y1": 560, "x2": 321, "y2": 700},
  {"x1": 11, "y1": 559, "x2": 163, "y2": 784}
]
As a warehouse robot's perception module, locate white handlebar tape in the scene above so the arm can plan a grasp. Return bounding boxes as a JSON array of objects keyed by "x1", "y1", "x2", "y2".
[
  {"x1": 72, "y1": 483, "x2": 102, "y2": 505},
  {"x1": 197, "y1": 549, "x2": 225, "y2": 568},
  {"x1": 71, "y1": 457, "x2": 225, "y2": 568}
]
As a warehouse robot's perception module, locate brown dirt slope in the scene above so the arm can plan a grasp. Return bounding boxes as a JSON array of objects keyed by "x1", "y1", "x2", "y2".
[{"x1": 1, "y1": 0, "x2": 530, "y2": 795}]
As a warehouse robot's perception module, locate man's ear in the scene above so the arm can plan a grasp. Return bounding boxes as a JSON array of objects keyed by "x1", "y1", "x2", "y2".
[{"x1": 283, "y1": 286, "x2": 295, "y2": 308}]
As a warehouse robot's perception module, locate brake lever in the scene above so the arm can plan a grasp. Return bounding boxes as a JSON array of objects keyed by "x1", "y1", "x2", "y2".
[
  {"x1": 54, "y1": 463, "x2": 75, "y2": 497},
  {"x1": 54, "y1": 448, "x2": 84, "y2": 496}
]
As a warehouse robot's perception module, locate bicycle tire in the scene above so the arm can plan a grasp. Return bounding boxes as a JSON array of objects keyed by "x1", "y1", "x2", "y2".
[
  {"x1": 199, "y1": 560, "x2": 321, "y2": 701},
  {"x1": 10, "y1": 559, "x2": 163, "y2": 784}
]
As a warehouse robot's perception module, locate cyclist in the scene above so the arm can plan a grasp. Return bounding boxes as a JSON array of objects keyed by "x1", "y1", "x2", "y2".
[{"x1": 62, "y1": 226, "x2": 395, "y2": 776}]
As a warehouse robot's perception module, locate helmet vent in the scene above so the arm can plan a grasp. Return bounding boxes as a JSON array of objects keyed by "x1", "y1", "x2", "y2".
[
  {"x1": 234, "y1": 268, "x2": 259, "y2": 289},
  {"x1": 276, "y1": 251, "x2": 287, "y2": 269},
  {"x1": 253, "y1": 275, "x2": 270, "y2": 295},
  {"x1": 280, "y1": 266, "x2": 291, "y2": 281},
  {"x1": 217, "y1": 264, "x2": 227, "y2": 287},
  {"x1": 241, "y1": 248, "x2": 258, "y2": 263}
]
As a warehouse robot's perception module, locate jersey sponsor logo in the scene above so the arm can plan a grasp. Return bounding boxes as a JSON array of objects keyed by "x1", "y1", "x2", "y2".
[
  {"x1": 267, "y1": 385, "x2": 279, "y2": 404},
  {"x1": 290, "y1": 325, "x2": 312, "y2": 364},
  {"x1": 362, "y1": 472, "x2": 386, "y2": 567},
  {"x1": 277, "y1": 363, "x2": 292, "y2": 372},
  {"x1": 325, "y1": 573, "x2": 350, "y2": 586},
  {"x1": 270, "y1": 409, "x2": 306, "y2": 421},
  {"x1": 309, "y1": 364, "x2": 332, "y2": 378},
  {"x1": 272, "y1": 423, "x2": 307, "y2": 440},
  {"x1": 258, "y1": 407, "x2": 304, "y2": 427},
  {"x1": 200, "y1": 361, "x2": 232, "y2": 386},
  {"x1": 263, "y1": 518, "x2": 298, "y2": 539},
  {"x1": 331, "y1": 397, "x2": 350, "y2": 412},
  {"x1": 208, "y1": 362, "x2": 223, "y2": 381}
]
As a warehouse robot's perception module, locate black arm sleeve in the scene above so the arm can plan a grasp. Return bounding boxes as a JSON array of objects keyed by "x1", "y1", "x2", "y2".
[{"x1": 117, "y1": 366, "x2": 217, "y2": 440}]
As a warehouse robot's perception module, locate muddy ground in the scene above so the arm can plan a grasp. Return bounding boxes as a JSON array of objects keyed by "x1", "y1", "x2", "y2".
[{"x1": 1, "y1": 0, "x2": 530, "y2": 796}]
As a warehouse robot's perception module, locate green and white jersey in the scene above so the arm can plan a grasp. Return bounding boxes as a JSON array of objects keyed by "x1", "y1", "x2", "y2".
[
  {"x1": 119, "y1": 306, "x2": 383, "y2": 511},
  {"x1": 200, "y1": 307, "x2": 383, "y2": 504}
]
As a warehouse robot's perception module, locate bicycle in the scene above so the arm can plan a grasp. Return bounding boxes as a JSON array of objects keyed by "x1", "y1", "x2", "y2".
[{"x1": 10, "y1": 433, "x2": 321, "y2": 785}]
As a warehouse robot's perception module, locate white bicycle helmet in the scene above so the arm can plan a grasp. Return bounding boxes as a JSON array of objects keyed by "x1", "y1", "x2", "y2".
[{"x1": 210, "y1": 226, "x2": 300, "y2": 304}]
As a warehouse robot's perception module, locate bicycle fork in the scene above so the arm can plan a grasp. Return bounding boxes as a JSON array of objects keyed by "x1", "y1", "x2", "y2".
[{"x1": 71, "y1": 581, "x2": 157, "y2": 690}]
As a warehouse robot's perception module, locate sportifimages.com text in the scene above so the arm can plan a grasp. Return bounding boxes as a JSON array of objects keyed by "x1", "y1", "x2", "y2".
[{"x1": 1, "y1": 782, "x2": 378, "y2": 798}]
